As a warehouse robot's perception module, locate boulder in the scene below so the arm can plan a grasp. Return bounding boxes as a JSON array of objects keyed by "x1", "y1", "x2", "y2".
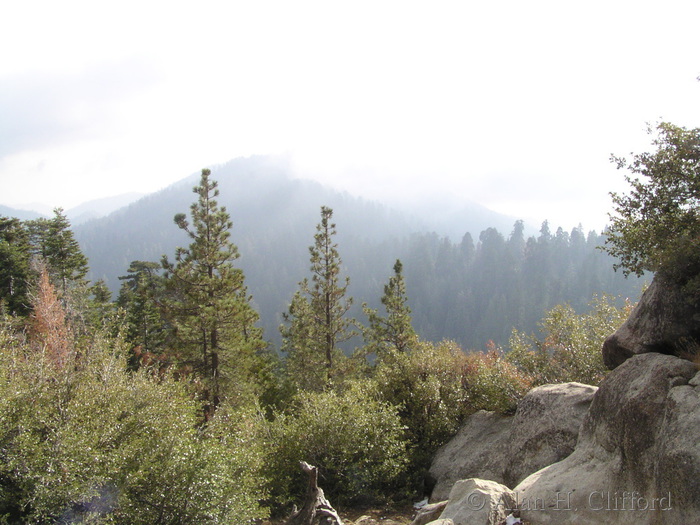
[
  {"x1": 515, "y1": 353, "x2": 700, "y2": 524},
  {"x1": 439, "y1": 478, "x2": 515, "y2": 525},
  {"x1": 411, "y1": 501, "x2": 448, "y2": 525},
  {"x1": 603, "y1": 275, "x2": 700, "y2": 369},
  {"x1": 503, "y1": 382, "x2": 597, "y2": 487},
  {"x1": 429, "y1": 383, "x2": 594, "y2": 500},
  {"x1": 428, "y1": 411, "x2": 512, "y2": 502}
]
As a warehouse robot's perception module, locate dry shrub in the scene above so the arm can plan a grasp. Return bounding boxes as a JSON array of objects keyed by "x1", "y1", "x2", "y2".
[{"x1": 462, "y1": 343, "x2": 533, "y2": 415}]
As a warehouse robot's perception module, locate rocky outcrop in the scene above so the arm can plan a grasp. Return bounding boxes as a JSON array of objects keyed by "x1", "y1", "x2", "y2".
[
  {"x1": 439, "y1": 479, "x2": 515, "y2": 525},
  {"x1": 429, "y1": 383, "x2": 595, "y2": 501},
  {"x1": 503, "y1": 382, "x2": 597, "y2": 488},
  {"x1": 514, "y1": 352, "x2": 700, "y2": 524},
  {"x1": 428, "y1": 411, "x2": 512, "y2": 502},
  {"x1": 603, "y1": 275, "x2": 700, "y2": 369}
]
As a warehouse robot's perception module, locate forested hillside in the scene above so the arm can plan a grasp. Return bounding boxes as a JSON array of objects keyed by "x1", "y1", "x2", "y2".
[{"x1": 74, "y1": 155, "x2": 646, "y2": 350}]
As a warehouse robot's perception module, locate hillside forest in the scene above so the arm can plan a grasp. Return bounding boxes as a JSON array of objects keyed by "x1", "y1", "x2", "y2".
[{"x1": 0, "y1": 160, "x2": 648, "y2": 522}]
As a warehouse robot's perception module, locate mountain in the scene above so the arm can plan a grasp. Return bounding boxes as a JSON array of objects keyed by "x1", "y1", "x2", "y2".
[
  {"x1": 66, "y1": 192, "x2": 145, "y2": 225},
  {"x1": 0, "y1": 205, "x2": 44, "y2": 221},
  {"x1": 74, "y1": 154, "x2": 646, "y2": 350}
]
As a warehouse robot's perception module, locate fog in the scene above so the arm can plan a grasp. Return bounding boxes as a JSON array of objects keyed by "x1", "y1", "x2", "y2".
[{"x1": 1, "y1": 0, "x2": 699, "y2": 232}]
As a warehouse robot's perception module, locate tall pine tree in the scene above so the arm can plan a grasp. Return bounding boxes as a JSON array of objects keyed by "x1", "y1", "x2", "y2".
[
  {"x1": 362, "y1": 259, "x2": 417, "y2": 358},
  {"x1": 281, "y1": 206, "x2": 356, "y2": 391},
  {"x1": 161, "y1": 169, "x2": 265, "y2": 412}
]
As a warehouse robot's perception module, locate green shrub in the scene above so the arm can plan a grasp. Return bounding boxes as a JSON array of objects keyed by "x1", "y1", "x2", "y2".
[
  {"x1": 264, "y1": 381, "x2": 409, "y2": 508},
  {"x1": 0, "y1": 328, "x2": 268, "y2": 524},
  {"x1": 507, "y1": 295, "x2": 632, "y2": 386}
]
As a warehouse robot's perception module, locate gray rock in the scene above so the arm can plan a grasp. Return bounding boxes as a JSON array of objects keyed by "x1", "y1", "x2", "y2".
[
  {"x1": 440, "y1": 478, "x2": 515, "y2": 525},
  {"x1": 515, "y1": 353, "x2": 700, "y2": 524},
  {"x1": 428, "y1": 411, "x2": 512, "y2": 502},
  {"x1": 504, "y1": 382, "x2": 597, "y2": 487},
  {"x1": 603, "y1": 275, "x2": 700, "y2": 369},
  {"x1": 429, "y1": 383, "x2": 595, "y2": 500},
  {"x1": 411, "y1": 501, "x2": 447, "y2": 525}
]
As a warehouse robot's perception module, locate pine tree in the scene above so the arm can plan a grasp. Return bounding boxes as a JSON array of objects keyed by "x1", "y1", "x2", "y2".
[
  {"x1": 161, "y1": 169, "x2": 265, "y2": 411},
  {"x1": 0, "y1": 217, "x2": 32, "y2": 315},
  {"x1": 280, "y1": 206, "x2": 356, "y2": 391},
  {"x1": 27, "y1": 209, "x2": 89, "y2": 293},
  {"x1": 363, "y1": 259, "x2": 417, "y2": 358},
  {"x1": 117, "y1": 260, "x2": 167, "y2": 361}
]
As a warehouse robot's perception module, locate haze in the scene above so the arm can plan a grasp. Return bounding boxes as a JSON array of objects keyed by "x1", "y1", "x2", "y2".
[{"x1": 1, "y1": 0, "x2": 698, "y2": 232}]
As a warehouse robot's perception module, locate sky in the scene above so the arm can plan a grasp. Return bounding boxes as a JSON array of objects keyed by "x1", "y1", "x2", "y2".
[{"x1": 1, "y1": 0, "x2": 698, "y2": 232}]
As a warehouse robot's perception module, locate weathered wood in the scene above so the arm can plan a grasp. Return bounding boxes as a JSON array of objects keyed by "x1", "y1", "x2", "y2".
[{"x1": 284, "y1": 462, "x2": 343, "y2": 525}]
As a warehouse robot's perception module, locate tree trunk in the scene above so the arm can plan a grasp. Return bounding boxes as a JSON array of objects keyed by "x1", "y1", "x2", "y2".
[{"x1": 285, "y1": 462, "x2": 343, "y2": 525}]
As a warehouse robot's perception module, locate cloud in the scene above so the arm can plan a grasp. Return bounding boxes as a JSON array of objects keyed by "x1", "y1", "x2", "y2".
[{"x1": 0, "y1": 57, "x2": 160, "y2": 158}]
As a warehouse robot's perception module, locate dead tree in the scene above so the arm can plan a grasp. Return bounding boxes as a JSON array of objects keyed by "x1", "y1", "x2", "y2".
[{"x1": 284, "y1": 462, "x2": 343, "y2": 525}]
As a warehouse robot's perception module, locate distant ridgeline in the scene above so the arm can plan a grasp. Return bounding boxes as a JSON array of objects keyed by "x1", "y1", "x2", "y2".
[{"x1": 73, "y1": 156, "x2": 647, "y2": 351}]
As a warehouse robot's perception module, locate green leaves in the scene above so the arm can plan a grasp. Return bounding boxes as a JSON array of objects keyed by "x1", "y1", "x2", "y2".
[
  {"x1": 0, "y1": 325, "x2": 269, "y2": 524},
  {"x1": 605, "y1": 122, "x2": 700, "y2": 288}
]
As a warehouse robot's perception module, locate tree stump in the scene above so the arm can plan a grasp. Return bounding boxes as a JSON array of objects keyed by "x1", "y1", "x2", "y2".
[{"x1": 285, "y1": 462, "x2": 343, "y2": 525}]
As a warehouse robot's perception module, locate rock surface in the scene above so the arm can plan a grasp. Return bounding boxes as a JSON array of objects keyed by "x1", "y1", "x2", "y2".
[
  {"x1": 503, "y1": 382, "x2": 597, "y2": 488},
  {"x1": 603, "y1": 275, "x2": 700, "y2": 369},
  {"x1": 428, "y1": 411, "x2": 512, "y2": 502},
  {"x1": 411, "y1": 501, "x2": 447, "y2": 525},
  {"x1": 439, "y1": 478, "x2": 515, "y2": 525},
  {"x1": 429, "y1": 383, "x2": 595, "y2": 500},
  {"x1": 515, "y1": 352, "x2": 700, "y2": 524}
]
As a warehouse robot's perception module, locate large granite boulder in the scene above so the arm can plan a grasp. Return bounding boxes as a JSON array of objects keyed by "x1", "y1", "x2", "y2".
[
  {"x1": 603, "y1": 275, "x2": 700, "y2": 369},
  {"x1": 429, "y1": 383, "x2": 595, "y2": 501},
  {"x1": 515, "y1": 352, "x2": 700, "y2": 524},
  {"x1": 428, "y1": 411, "x2": 512, "y2": 502},
  {"x1": 503, "y1": 382, "x2": 597, "y2": 488}
]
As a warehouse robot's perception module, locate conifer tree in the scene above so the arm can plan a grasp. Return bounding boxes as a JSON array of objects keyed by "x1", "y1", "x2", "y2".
[
  {"x1": 27, "y1": 209, "x2": 88, "y2": 293},
  {"x1": 117, "y1": 260, "x2": 167, "y2": 359},
  {"x1": 0, "y1": 217, "x2": 32, "y2": 315},
  {"x1": 363, "y1": 259, "x2": 417, "y2": 358},
  {"x1": 281, "y1": 206, "x2": 356, "y2": 391},
  {"x1": 161, "y1": 169, "x2": 264, "y2": 411}
]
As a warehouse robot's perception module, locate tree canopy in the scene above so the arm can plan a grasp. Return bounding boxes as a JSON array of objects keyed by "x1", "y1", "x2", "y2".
[{"x1": 605, "y1": 122, "x2": 700, "y2": 289}]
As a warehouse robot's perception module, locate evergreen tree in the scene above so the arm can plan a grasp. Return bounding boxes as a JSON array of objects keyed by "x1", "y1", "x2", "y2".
[
  {"x1": 0, "y1": 217, "x2": 32, "y2": 315},
  {"x1": 161, "y1": 169, "x2": 265, "y2": 412},
  {"x1": 117, "y1": 260, "x2": 167, "y2": 362},
  {"x1": 27, "y1": 209, "x2": 88, "y2": 293},
  {"x1": 363, "y1": 259, "x2": 417, "y2": 358},
  {"x1": 280, "y1": 206, "x2": 356, "y2": 391}
]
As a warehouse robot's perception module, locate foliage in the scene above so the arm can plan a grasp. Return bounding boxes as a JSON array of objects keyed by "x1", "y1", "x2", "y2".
[
  {"x1": 0, "y1": 217, "x2": 32, "y2": 315},
  {"x1": 507, "y1": 294, "x2": 632, "y2": 386},
  {"x1": 27, "y1": 208, "x2": 89, "y2": 293},
  {"x1": 0, "y1": 315, "x2": 268, "y2": 524},
  {"x1": 161, "y1": 169, "x2": 267, "y2": 411},
  {"x1": 280, "y1": 206, "x2": 357, "y2": 392},
  {"x1": 605, "y1": 122, "x2": 700, "y2": 288},
  {"x1": 116, "y1": 260, "x2": 169, "y2": 368},
  {"x1": 462, "y1": 345, "x2": 533, "y2": 414},
  {"x1": 264, "y1": 381, "x2": 408, "y2": 508},
  {"x1": 370, "y1": 340, "x2": 472, "y2": 492},
  {"x1": 362, "y1": 259, "x2": 418, "y2": 358}
]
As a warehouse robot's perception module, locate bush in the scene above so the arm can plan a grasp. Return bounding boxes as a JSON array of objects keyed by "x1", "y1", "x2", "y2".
[
  {"x1": 461, "y1": 345, "x2": 533, "y2": 414},
  {"x1": 507, "y1": 295, "x2": 632, "y2": 386},
  {"x1": 264, "y1": 381, "x2": 409, "y2": 508},
  {"x1": 0, "y1": 327, "x2": 268, "y2": 524},
  {"x1": 369, "y1": 340, "x2": 473, "y2": 493}
]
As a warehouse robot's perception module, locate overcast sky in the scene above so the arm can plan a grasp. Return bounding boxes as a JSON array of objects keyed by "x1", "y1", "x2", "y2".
[{"x1": 1, "y1": 0, "x2": 698, "y2": 231}]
